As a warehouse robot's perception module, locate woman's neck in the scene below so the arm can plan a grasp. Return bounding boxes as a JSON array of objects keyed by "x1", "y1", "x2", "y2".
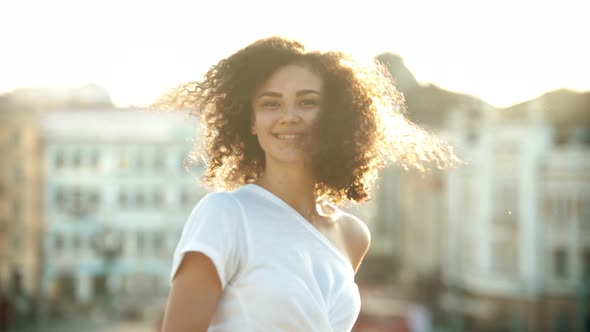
[{"x1": 255, "y1": 162, "x2": 318, "y2": 221}]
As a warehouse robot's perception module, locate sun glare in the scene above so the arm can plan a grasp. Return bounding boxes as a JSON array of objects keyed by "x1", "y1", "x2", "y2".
[{"x1": 0, "y1": 0, "x2": 588, "y2": 108}]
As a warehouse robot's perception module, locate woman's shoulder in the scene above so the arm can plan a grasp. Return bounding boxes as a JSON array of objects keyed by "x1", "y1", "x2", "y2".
[
  {"x1": 188, "y1": 190, "x2": 245, "y2": 223},
  {"x1": 332, "y1": 207, "x2": 371, "y2": 272},
  {"x1": 334, "y1": 209, "x2": 371, "y2": 251},
  {"x1": 196, "y1": 190, "x2": 242, "y2": 209}
]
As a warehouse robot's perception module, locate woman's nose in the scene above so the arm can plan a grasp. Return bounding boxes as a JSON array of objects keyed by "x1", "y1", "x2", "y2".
[{"x1": 279, "y1": 104, "x2": 300, "y2": 122}]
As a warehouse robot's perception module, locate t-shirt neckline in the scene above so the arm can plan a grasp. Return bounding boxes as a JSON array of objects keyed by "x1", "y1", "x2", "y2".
[{"x1": 244, "y1": 183, "x2": 355, "y2": 275}]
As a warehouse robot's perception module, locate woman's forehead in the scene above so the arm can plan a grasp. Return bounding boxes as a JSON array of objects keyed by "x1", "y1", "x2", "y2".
[{"x1": 255, "y1": 64, "x2": 323, "y2": 96}]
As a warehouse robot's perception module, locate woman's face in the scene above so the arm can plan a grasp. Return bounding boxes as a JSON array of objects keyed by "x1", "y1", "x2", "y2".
[{"x1": 251, "y1": 64, "x2": 323, "y2": 167}]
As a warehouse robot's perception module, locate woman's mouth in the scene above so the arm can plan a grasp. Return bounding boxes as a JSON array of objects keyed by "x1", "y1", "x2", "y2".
[{"x1": 273, "y1": 134, "x2": 305, "y2": 140}]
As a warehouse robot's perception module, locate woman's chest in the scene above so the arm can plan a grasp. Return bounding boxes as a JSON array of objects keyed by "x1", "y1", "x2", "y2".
[{"x1": 224, "y1": 245, "x2": 360, "y2": 331}]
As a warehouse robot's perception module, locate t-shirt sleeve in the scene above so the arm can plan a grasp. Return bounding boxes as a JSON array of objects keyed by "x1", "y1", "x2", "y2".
[{"x1": 170, "y1": 191, "x2": 246, "y2": 289}]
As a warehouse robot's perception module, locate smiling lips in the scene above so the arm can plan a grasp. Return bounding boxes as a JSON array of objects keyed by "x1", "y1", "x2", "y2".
[{"x1": 273, "y1": 133, "x2": 307, "y2": 140}]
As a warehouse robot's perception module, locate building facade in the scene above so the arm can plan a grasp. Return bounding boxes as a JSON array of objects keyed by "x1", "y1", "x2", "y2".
[
  {"x1": 444, "y1": 99, "x2": 590, "y2": 331},
  {"x1": 40, "y1": 109, "x2": 205, "y2": 313},
  {"x1": 0, "y1": 101, "x2": 44, "y2": 318}
]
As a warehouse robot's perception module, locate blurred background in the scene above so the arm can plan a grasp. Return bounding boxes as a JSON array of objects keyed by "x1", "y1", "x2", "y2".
[{"x1": 0, "y1": 1, "x2": 589, "y2": 331}]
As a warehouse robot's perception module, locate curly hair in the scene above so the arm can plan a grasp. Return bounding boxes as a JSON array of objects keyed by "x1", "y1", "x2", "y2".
[{"x1": 155, "y1": 36, "x2": 459, "y2": 204}]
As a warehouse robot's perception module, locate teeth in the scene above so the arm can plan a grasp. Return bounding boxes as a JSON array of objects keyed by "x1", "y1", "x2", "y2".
[{"x1": 276, "y1": 134, "x2": 300, "y2": 139}]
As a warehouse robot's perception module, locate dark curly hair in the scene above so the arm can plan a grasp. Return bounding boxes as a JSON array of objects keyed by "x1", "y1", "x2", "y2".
[{"x1": 155, "y1": 36, "x2": 458, "y2": 204}]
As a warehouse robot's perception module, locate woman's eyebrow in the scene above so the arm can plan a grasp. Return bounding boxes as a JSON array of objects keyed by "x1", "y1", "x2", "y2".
[
  {"x1": 296, "y1": 90, "x2": 321, "y2": 97},
  {"x1": 257, "y1": 91, "x2": 282, "y2": 98},
  {"x1": 256, "y1": 90, "x2": 321, "y2": 98}
]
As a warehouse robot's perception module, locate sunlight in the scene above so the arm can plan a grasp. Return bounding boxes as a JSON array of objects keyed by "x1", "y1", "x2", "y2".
[{"x1": 0, "y1": 0, "x2": 588, "y2": 108}]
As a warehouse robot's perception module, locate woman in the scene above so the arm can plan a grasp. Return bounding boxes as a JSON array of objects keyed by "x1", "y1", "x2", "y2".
[{"x1": 157, "y1": 37, "x2": 456, "y2": 332}]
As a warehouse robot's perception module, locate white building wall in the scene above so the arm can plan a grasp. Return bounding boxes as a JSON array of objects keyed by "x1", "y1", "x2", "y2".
[
  {"x1": 40, "y1": 109, "x2": 203, "y2": 305},
  {"x1": 540, "y1": 147, "x2": 590, "y2": 295},
  {"x1": 445, "y1": 98, "x2": 590, "y2": 301}
]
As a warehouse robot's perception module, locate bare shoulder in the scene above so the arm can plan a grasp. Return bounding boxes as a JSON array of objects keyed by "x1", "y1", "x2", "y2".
[{"x1": 333, "y1": 208, "x2": 371, "y2": 273}]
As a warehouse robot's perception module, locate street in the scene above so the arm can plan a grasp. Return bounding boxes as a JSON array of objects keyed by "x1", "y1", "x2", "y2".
[{"x1": 12, "y1": 318, "x2": 155, "y2": 332}]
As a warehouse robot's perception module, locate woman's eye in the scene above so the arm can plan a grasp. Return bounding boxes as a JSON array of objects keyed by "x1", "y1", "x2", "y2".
[
  {"x1": 261, "y1": 101, "x2": 280, "y2": 108},
  {"x1": 301, "y1": 99, "x2": 319, "y2": 107}
]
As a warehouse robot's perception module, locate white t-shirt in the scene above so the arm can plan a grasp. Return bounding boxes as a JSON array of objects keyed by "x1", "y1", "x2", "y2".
[{"x1": 170, "y1": 184, "x2": 361, "y2": 332}]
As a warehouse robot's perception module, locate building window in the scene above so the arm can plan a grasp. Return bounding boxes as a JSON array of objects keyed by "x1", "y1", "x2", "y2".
[
  {"x1": 154, "y1": 155, "x2": 164, "y2": 171},
  {"x1": 72, "y1": 151, "x2": 81, "y2": 169},
  {"x1": 465, "y1": 128, "x2": 479, "y2": 144},
  {"x1": 55, "y1": 189, "x2": 66, "y2": 210},
  {"x1": 582, "y1": 249, "x2": 590, "y2": 279},
  {"x1": 180, "y1": 189, "x2": 190, "y2": 207},
  {"x1": 72, "y1": 235, "x2": 81, "y2": 251},
  {"x1": 544, "y1": 197, "x2": 573, "y2": 224},
  {"x1": 12, "y1": 232, "x2": 22, "y2": 250},
  {"x1": 90, "y1": 191, "x2": 99, "y2": 205},
  {"x1": 581, "y1": 196, "x2": 590, "y2": 231},
  {"x1": 89, "y1": 151, "x2": 99, "y2": 169},
  {"x1": 72, "y1": 188, "x2": 83, "y2": 214},
  {"x1": 492, "y1": 236, "x2": 519, "y2": 277},
  {"x1": 493, "y1": 183, "x2": 518, "y2": 226},
  {"x1": 13, "y1": 200, "x2": 21, "y2": 221},
  {"x1": 553, "y1": 248, "x2": 568, "y2": 279},
  {"x1": 55, "y1": 234, "x2": 64, "y2": 252},
  {"x1": 154, "y1": 233, "x2": 165, "y2": 254},
  {"x1": 89, "y1": 191, "x2": 100, "y2": 210},
  {"x1": 136, "y1": 192, "x2": 145, "y2": 208},
  {"x1": 153, "y1": 190, "x2": 164, "y2": 208},
  {"x1": 12, "y1": 166, "x2": 23, "y2": 185},
  {"x1": 121, "y1": 275, "x2": 129, "y2": 294},
  {"x1": 55, "y1": 151, "x2": 65, "y2": 169},
  {"x1": 118, "y1": 191, "x2": 128, "y2": 208}
]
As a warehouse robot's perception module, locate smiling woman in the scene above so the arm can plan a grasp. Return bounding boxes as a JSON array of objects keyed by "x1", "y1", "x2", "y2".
[
  {"x1": 157, "y1": 37, "x2": 457, "y2": 203},
  {"x1": 154, "y1": 36, "x2": 458, "y2": 332}
]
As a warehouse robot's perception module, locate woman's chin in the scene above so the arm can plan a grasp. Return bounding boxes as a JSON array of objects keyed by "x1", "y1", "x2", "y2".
[{"x1": 265, "y1": 153, "x2": 309, "y2": 166}]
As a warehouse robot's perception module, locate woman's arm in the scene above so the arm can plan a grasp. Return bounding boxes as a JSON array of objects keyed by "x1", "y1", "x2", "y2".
[{"x1": 161, "y1": 252, "x2": 222, "y2": 332}]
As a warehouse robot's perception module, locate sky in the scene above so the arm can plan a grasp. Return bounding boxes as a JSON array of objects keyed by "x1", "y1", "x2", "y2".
[{"x1": 0, "y1": 0, "x2": 588, "y2": 108}]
